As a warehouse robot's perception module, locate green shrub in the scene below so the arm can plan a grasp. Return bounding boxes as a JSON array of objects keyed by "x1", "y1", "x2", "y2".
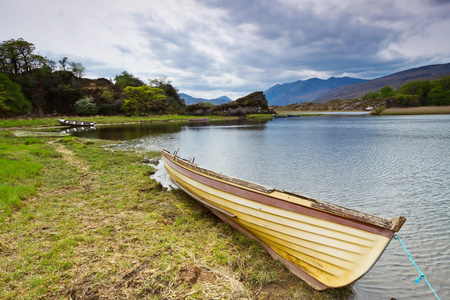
[
  {"x1": 370, "y1": 106, "x2": 386, "y2": 115},
  {"x1": 74, "y1": 96, "x2": 99, "y2": 115}
]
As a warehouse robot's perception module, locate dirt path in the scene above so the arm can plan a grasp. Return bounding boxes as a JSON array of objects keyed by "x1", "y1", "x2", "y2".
[{"x1": 52, "y1": 142, "x2": 90, "y2": 173}]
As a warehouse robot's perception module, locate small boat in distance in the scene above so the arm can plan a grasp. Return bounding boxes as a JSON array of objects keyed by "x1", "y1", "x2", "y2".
[
  {"x1": 58, "y1": 119, "x2": 96, "y2": 127},
  {"x1": 286, "y1": 113, "x2": 301, "y2": 117},
  {"x1": 188, "y1": 118, "x2": 209, "y2": 123},
  {"x1": 161, "y1": 149, "x2": 406, "y2": 290},
  {"x1": 272, "y1": 114, "x2": 287, "y2": 118}
]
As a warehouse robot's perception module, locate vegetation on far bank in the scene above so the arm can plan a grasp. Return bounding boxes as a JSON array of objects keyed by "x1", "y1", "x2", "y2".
[{"x1": 272, "y1": 76, "x2": 450, "y2": 113}]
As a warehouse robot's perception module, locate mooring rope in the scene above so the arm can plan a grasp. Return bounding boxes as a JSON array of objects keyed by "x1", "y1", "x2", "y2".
[{"x1": 394, "y1": 234, "x2": 441, "y2": 300}]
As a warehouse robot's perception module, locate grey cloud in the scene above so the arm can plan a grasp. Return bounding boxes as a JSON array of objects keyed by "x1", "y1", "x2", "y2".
[
  {"x1": 196, "y1": 0, "x2": 445, "y2": 76},
  {"x1": 133, "y1": 13, "x2": 217, "y2": 73},
  {"x1": 95, "y1": 0, "x2": 450, "y2": 97},
  {"x1": 115, "y1": 45, "x2": 132, "y2": 55}
]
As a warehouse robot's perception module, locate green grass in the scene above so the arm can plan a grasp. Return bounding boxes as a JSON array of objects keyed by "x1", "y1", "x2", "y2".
[
  {"x1": 0, "y1": 123, "x2": 352, "y2": 299},
  {"x1": 0, "y1": 135, "x2": 51, "y2": 220},
  {"x1": 0, "y1": 114, "x2": 241, "y2": 128}
]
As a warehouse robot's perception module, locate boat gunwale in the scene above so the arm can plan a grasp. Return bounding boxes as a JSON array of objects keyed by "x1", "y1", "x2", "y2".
[
  {"x1": 161, "y1": 149, "x2": 405, "y2": 233},
  {"x1": 58, "y1": 119, "x2": 96, "y2": 127}
]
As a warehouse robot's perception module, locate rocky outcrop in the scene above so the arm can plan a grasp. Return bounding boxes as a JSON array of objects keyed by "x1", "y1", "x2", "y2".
[{"x1": 184, "y1": 91, "x2": 275, "y2": 116}]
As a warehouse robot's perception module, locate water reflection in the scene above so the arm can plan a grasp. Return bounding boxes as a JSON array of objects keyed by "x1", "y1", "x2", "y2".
[
  {"x1": 71, "y1": 119, "x2": 270, "y2": 140},
  {"x1": 60, "y1": 126, "x2": 96, "y2": 134},
  {"x1": 71, "y1": 123, "x2": 183, "y2": 140}
]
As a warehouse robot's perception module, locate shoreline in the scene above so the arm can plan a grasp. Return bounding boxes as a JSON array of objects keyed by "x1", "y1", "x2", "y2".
[{"x1": 275, "y1": 106, "x2": 450, "y2": 116}]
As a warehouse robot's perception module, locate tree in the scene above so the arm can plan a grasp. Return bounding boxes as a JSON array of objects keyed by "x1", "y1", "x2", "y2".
[
  {"x1": 379, "y1": 86, "x2": 395, "y2": 98},
  {"x1": 59, "y1": 57, "x2": 68, "y2": 71},
  {"x1": 0, "y1": 73, "x2": 31, "y2": 116},
  {"x1": 99, "y1": 90, "x2": 115, "y2": 102},
  {"x1": 0, "y1": 38, "x2": 46, "y2": 75},
  {"x1": 0, "y1": 38, "x2": 89, "y2": 115},
  {"x1": 399, "y1": 80, "x2": 431, "y2": 97},
  {"x1": 69, "y1": 62, "x2": 85, "y2": 78},
  {"x1": 114, "y1": 71, "x2": 144, "y2": 90},
  {"x1": 121, "y1": 85, "x2": 166, "y2": 115},
  {"x1": 437, "y1": 76, "x2": 450, "y2": 91},
  {"x1": 149, "y1": 77, "x2": 185, "y2": 111},
  {"x1": 395, "y1": 94, "x2": 420, "y2": 107},
  {"x1": 428, "y1": 86, "x2": 450, "y2": 106}
]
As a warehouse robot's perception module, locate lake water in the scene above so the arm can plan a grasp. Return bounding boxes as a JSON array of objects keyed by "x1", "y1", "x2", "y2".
[{"x1": 72, "y1": 115, "x2": 450, "y2": 299}]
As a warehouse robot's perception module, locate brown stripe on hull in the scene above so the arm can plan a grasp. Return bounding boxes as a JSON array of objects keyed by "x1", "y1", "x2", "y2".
[{"x1": 162, "y1": 154, "x2": 394, "y2": 238}]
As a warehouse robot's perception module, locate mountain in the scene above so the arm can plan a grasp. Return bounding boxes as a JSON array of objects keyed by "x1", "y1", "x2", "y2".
[
  {"x1": 179, "y1": 93, "x2": 232, "y2": 105},
  {"x1": 314, "y1": 63, "x2": 450, "y2": 103},
  {"x1": 264, "y1": 77, "x2": 368, "y2": 106}
]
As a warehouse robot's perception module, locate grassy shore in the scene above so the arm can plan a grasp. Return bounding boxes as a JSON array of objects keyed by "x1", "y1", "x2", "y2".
[
  {"x1": 381, "y1": 106, "x2": 450, "y2": 115},
  {"x1": 0, "y1": 114, "x2": 273, "y2": 129},
  {"x1": 0, "y1": 124, "x2": 350, "y2": 299}
]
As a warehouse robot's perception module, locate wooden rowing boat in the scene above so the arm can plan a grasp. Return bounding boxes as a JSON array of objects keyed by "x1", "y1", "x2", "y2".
[
  {"x1": 58, "y1": 119, "x2": 96, "y2": 127},
  {"x1": 161, "y1": 149, "x2": 406, "y2": 290}
]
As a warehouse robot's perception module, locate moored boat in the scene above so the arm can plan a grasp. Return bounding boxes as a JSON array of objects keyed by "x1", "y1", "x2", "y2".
[
  {"x1": 58, "y1": 119, "x2": 96, "y2": 127},
  {"x1": 286, "y1": 113, "x2": 301, "y2": 117},
  {"x1": 161, "y1": 149, "x2": 406, "y2": 290}
]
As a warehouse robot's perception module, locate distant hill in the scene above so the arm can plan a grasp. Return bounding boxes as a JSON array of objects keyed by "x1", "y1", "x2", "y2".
[
  {"x1": 179, "y1": 93, "x2": 232, "y2": 105},
  {"x1": 314, "y1": 63, "x2": 450, "y2": 102},
  {"x1": 264, "y1": 77, "x2": 368, "y2": 106}
]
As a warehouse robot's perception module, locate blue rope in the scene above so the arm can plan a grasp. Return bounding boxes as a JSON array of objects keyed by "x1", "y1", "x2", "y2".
[{"x1": 394, "y1": 234, "x2": 441, "y2": 300}]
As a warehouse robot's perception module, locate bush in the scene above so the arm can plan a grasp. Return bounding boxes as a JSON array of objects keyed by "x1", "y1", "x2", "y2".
[
  {"x1": 74, "y1": 96, "x2": 99, "y2": 115},
  {"x1": 370, "y1": 106, "x2": 386, "y2": 115}
]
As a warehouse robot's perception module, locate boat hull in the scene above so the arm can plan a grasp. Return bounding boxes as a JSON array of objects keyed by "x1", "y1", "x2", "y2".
[
  {"x1": 58, "y1": 119, "x2": 96, "y2": 127},
  {"x1": 161, "y1": 149, "x2": 405, "y2": 290}
]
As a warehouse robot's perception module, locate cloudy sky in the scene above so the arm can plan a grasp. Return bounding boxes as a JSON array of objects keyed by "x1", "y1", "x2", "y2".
[{"x1": 1, "y1": 0, "x2": 449, "y2": 99}]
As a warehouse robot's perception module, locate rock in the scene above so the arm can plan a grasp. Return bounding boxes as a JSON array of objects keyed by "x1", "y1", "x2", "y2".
[
  {"x1": 184, "y1": 91, "x2": 275, "y2": 116},
  {"x1": 144, "y1": 157, "x2": 159, "y2": 164}
]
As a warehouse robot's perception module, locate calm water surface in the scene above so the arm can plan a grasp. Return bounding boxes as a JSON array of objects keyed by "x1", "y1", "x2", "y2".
[{"x1": 73, "y1": 115, "x2": 450, "y2": 299}]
